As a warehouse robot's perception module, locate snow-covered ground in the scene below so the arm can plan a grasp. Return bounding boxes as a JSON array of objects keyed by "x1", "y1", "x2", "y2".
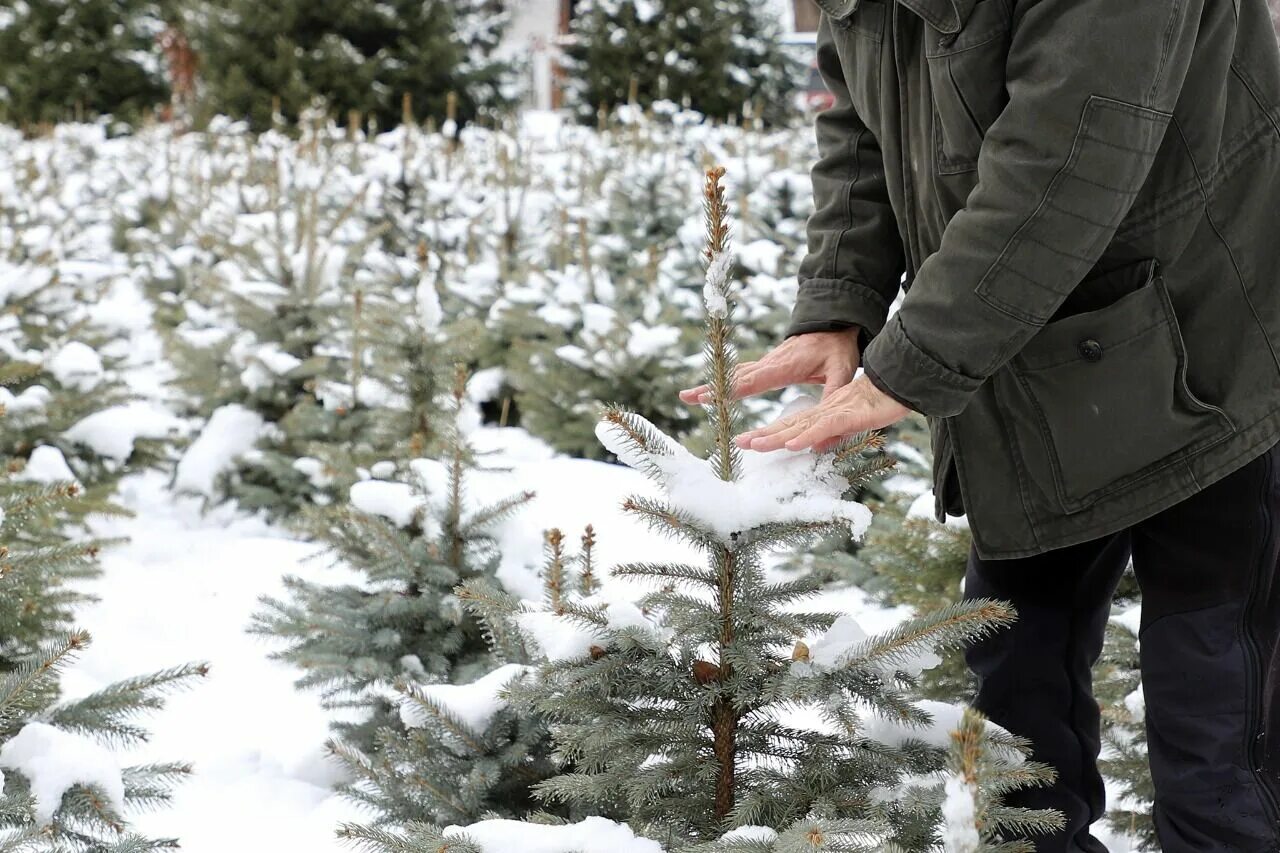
[
  {"x1": 60, "y1": 464, "x2": 1146, "y2": 851},
  {"x1": 1, "y1": 115, "x2": 1149, "y2": 851}
]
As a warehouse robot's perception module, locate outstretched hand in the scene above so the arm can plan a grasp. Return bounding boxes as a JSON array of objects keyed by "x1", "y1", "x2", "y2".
[
  {"x1": 677, "y1": 327, "x2": 911, "y2": 453},
  {"x1": 732, "y1": 374, "x2": 910, "y2": 453}
]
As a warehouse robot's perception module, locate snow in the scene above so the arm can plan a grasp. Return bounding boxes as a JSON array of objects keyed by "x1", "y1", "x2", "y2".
[
  {"x1": 441, "y1": 816, "x2": 665, "y2": 853},
  {"x1": 1112, "y1": 603, "x2": 1142, "y2": 638},
  {"x1": 173, "y1": 404, "x2": 267, "y2": 497},
  {"x1": 401, "y1": 663, "x2": 533, "y2": 734},
  {"x1": 0, "y1": 384, "x2": 51, "y2": 414},
  {"x1": 517, "y1": 589, "x2": 654, "y2": 662},
  {"x1": 720, "y1": 825, "x2": 778, "y2": 842},
  {"x1": 417, "y1": 274, "x2": 444, "y2": 333},
  {"x1": 17, "y1": 445, "x2": 78, "y2": 484},
  {"x1": 907, "y1": 490, "x2": 970, "y2": 530},
  {"x1": 0, "y1": 722, "x2": 125, "y2": 825},
  {"x1": 797, "y1": 613, "x2": 942, "y2": 679},
  {"x1": 596, "y1": 412, "x2": 872, "y2": 543},
  {"x1": 862, "y1": 700, "x2": 993, "y2": 751},
  {"x1": 70, "y1": 472, "x2": 363, "y2": 851},
  {"x1": 46, "y1": 341, "x2": 104, "y2": 391},
  {"x1": 1124, "y1": 685, "x2": 1146, "y2": 723},
  {"x1": 64, "y1": 400, "x2": 184, "y2": 462},
  {"x1": 940, "y1": 772, "x2": 981, "y2": 853},
  {"x1": 702, "y1": 250, "x2": 734, "y2": 319},
  {"x1": 349, "y1": 479, "x2": 420, "y2": 527}
]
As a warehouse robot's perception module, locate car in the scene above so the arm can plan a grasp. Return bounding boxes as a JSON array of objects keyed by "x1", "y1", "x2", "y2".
[
  {"x1": 800, "y1": 57, "x2": 836, "y2": 112},
  {"x1": 780, "y1": 32, "x2": 834, "y2": 113}
]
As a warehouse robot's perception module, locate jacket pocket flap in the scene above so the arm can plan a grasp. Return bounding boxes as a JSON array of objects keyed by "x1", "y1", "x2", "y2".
[
  {"x1": 1016, "y1": 258, "x2": 1164, "y2": 372},
  {"x1": 814, "y1": 0, "x2": 861, "y2": 19}
]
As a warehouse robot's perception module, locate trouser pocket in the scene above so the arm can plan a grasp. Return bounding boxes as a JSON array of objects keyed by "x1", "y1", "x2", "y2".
[{"x1": 997, "y1": 257, "x2": 1235, "y2": 515}]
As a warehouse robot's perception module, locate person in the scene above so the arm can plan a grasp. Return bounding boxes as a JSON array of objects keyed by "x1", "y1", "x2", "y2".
[{"x1": 679, "y1": 0, "x2": 1280, "y2": 850}]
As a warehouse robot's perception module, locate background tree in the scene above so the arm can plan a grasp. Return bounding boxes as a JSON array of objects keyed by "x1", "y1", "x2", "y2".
[
  {"x1": 563, "y1": 0, "x2": 802, "y2": 126},
  {"x1": 0, "y1": 0, "x2": 172, "y2": 127},
  {"x1": 195, "y1": 0, "x2": 514, "y2": 131}
]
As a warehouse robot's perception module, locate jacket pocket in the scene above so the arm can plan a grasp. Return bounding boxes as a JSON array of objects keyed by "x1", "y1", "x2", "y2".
[
  {"x1": 1001, "y1": 257, "x2": 1235, "y2": 514},
  {"x1": 925, "y1": 0, "x2": 1011, "y2": 175}
]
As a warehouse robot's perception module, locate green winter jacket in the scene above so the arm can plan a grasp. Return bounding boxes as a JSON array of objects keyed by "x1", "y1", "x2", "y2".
[{"x1": 786, "y1": 0, "x2": 1280, "y2": 558}]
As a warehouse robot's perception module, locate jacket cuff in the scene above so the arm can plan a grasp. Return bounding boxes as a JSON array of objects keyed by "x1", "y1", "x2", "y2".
[
  {"x1": 859, "y1": 312, "x2": 984, "y2": 418},
  {"x1": 783, "y1": 278, "x2": 893, "y2": 343}
]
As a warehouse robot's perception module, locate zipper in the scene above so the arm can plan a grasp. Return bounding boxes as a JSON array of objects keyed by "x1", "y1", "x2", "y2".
[{"x1": 1242, "y1": 448, "x2": 1280, "y2": 830}]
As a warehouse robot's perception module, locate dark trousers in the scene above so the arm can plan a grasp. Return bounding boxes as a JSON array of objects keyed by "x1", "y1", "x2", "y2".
[{"x1": 964, "y1": 439, "x2": 1280, "y2": 852}]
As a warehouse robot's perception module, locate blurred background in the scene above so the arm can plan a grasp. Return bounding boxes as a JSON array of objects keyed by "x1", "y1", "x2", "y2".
[{"x1": 0, "y1": 0, "x2": 834, "y2": 131}]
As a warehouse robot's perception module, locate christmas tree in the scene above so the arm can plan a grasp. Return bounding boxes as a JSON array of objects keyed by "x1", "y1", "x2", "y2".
[
  {"x1": 1097, "y1": 602, "x2": 1156, "y2": 849},
  {"x1": 195, "y1": 0, "x2": 513, "y2": 131},
  {"x1": 253, "y1": 363, "x2": 553, "y2": 825},
  {"x1": 341, "y1": 167, "x2": 1061, "y2": 851},
  {"x1": 0, "y1": 365, "x2": 206, "y2": 847},
  {"x1": 563, "y1": 0, "x2": 801, "y2": 126},
  {"x1": 0, "y1": 0, "x2": 171, "y2": 127},
  {"x1": 326, "y1": 527, "x2": 598, "y2": 829},
  {"x1": 165, "y1": 112, "x2": 453, "y2": 516},
  {"x1": 854, "y1": 491, "x2": 975, "y2": 703}
]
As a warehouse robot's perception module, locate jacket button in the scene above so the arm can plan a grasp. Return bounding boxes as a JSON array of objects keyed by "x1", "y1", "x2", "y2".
[{"x1": 1078, "y1": 339, "x2": 1104, "y2": 362}]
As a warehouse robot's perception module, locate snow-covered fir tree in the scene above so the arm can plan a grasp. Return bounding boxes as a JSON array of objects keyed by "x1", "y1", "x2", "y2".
[
  {"x1": 1, "y1": 216, "x2": 175, "y2": 491},
  {"x1": 341, "y1": 167, "x2": 1061, "y2": 852},
  {"x1": 928, "y1": 707, "x2": 1063, "y2": 853},
  {"x1": 0, "y1": 0, "x2": 171, "y2": 126},
  {"x1": 195, "y1": 0, "x2": 515, "y2": 131},
  {"x1": 0, "y1": 366, "x2": 207, "y2": 847},
  {"x1": 563, "y1": 0, "x2": 802, "y2": 126},
  {"x1": 507, "y1": 288, "x2": 698, "y2": 461},
  {"x1": 253, "y1": 363, "x2": 551, "y2": 824},
  {"x1": 1097, "y1": 603, "x2": 1156, "y2": 850},
  {"x1": 853, "y1": 491, "x2": 974, "y2": 703},
  {"x1": 164, "y1": 113, "x2": 457, "y2": 516},
  {"x1": 327, "y1": 527, "x2": 598, "y2": 829}
]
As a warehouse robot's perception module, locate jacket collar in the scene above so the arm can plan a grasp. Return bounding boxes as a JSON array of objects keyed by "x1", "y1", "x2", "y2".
[{"x1": 815, "y1": 0, "x2": 980, "y2": 34}]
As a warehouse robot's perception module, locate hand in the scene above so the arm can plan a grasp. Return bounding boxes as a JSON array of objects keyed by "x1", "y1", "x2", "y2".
[
  {"x1": 678, "y1": 327, "x2": 862, "y2": 406},
  {"x1": 733, "y1": 374, "x2": 911, "y2": 453}
]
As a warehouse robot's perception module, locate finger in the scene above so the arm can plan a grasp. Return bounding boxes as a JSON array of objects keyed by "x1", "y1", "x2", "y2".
[
  {"x1": 680, "y1": 361, "x2": 765, "y2": 405},
  {"x1": 729, "y1": 361, "x2": 809, "y2": 400},
  {"x1": 678, "y1": 384, "x2": 710, "y2": 404},
  {"x1": 735, "y1": 409, "x2": 809, "y2": 445},
  {"x1": 784, "y1": 411, "x2": 862, "y2": 452},
  {"x1": 749, "y1": 421, "x2": 811, "y2": 452}
]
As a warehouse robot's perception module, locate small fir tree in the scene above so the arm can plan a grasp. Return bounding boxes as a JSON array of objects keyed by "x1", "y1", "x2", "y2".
[
  {"x1": 1097, "y1": 605, "x2": 1156, "y2": 849},
  {"x1": 165, "y1": 114, "x2": 452, "y2": 515},
  {"x1": 929, "y1": 707, "x2": 1064, "y2": 853},
  {"x1": 0, "y1": 368, "x2": 207, "y2": 848},
  {"x1": 253, "y1": 363, "x2": 533, "y2": 740},
  {"x1": 347, "y1": 168, "x2": 1060, "y2": 852},
  {"x1": 328, "y1": 527, "x2": 599, "y2": 830},
  {"x1": 854, "y1": 494, "x2": 975, "y2": 703}
]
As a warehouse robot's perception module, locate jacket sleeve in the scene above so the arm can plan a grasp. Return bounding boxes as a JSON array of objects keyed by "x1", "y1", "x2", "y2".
[
  {"x1": 783, "y1": 12, "x2": 907, "y2": 350},
  {"x1": 859, "y1": 0, "x2": 1206, "y2": 417}
]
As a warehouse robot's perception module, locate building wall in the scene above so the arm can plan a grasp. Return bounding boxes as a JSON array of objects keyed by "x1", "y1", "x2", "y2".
[
  {"x1": 499, "y1": 0, "x2": 568, "y2": 110},
  {"x1": 794, "y1": 0, "x2": 821, "y2": 32}
]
